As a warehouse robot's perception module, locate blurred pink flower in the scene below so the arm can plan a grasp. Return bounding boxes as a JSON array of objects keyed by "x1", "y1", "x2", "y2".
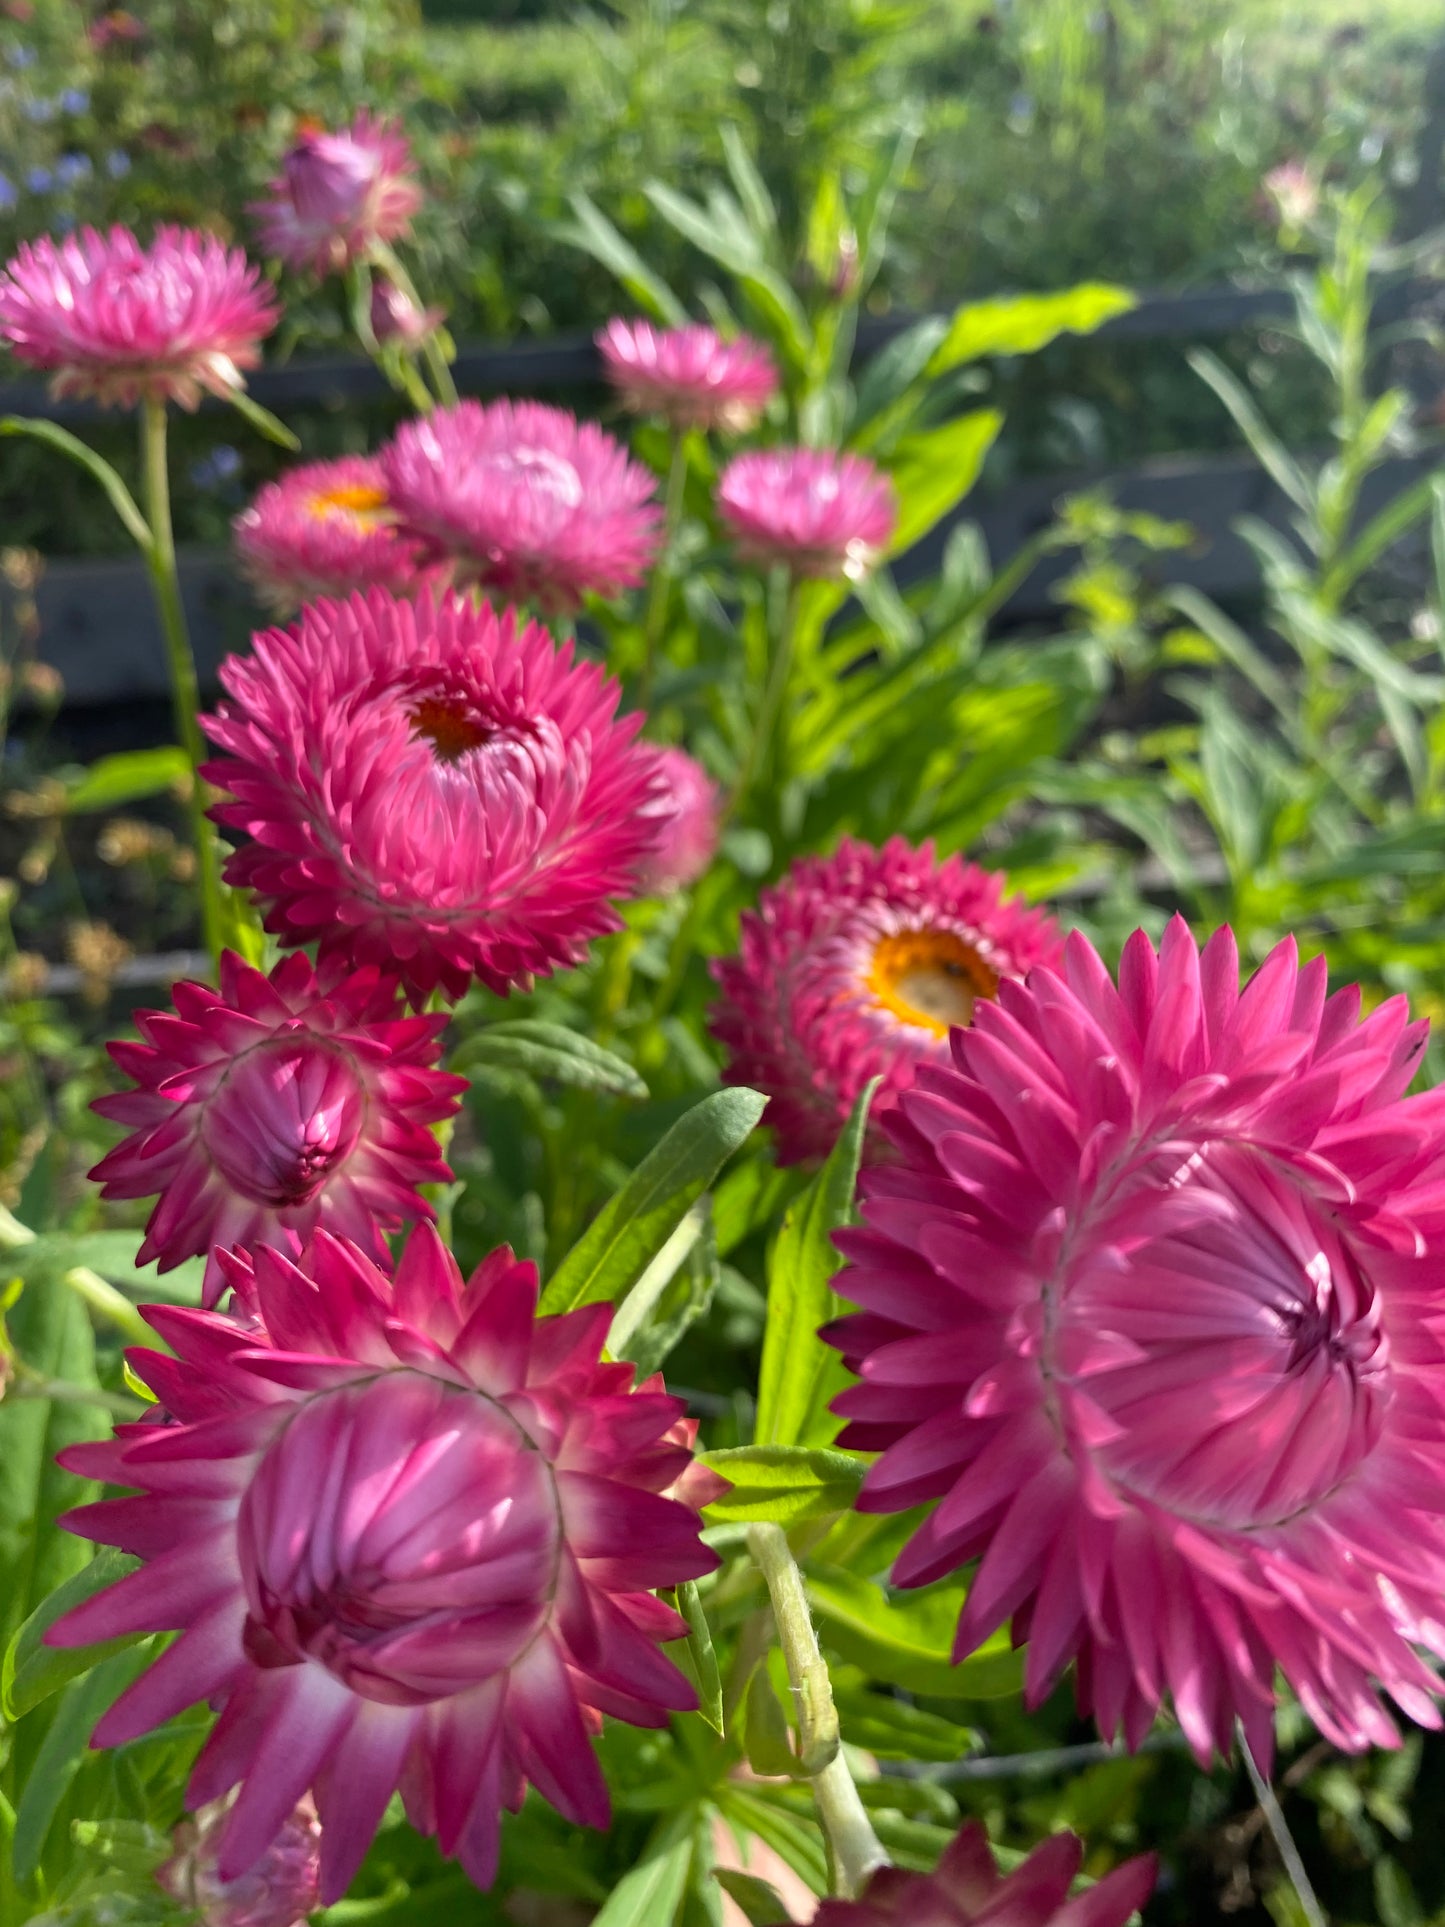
[
  {"x1": 158, "y1": 1795, "x2": 321, "y2": 1927},
  {"x1": 637, "y1": 746, "x2": 720, "y2": 894},
  {"x1": 89, "y1": 948, "x2": 463, "y2": 1305},
  {"x1": 0, "y1": 225, "x2": 277, "y2": 409},
  {"x1": 597, "y1": 318, "x2": 778, "y2": 432},
  {"x1": 710, "y1": 837, "x2": 1062, "y2": 1164},
  {"x1": 233, "y1": 454, "x2": 439, "y2": 612},
  {"x1": 813, "y1": 1825, "x2": 1155, "y2": 1927},
  {"x1": 1262, "y1": 159, "x2": 1320, "y2": 231},
  {"x1": 832, "y1": 919, "x2": 1445, "y2": 1765},
  {"x1": 717, "y1": 448, "x2": 896, "y2": 580},
  {"x1": 51, "y1": 1228, "x2": 721, "y2": 1901},
  {"x1": 251, "y1": 113, "x2": 421, "y2": 277},
  {"x1": 383, "y1": 400, "x2": 662, "y2": 612},
  {"x1": 202, "y1": 588, "x2": 664, "y2": 1003},
  {"x1": 370, "y1": 276, "x2": 444, "y2": 348}
]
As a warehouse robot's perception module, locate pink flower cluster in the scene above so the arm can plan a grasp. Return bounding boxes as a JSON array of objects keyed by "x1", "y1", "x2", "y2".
[
  {"x1": 233, "y1": 455, "x2": 439, "y2": 613},
  {"x1": 0, "y1": 225, "x2": 277, "y2": 409},
  {"x1": 598, "y1": 317, "x2": 778, "y2": 432},
  {"x1": 201, "y1": 588, "x2": 664, "y2": 1004},
  {"x1": 711, "y1": 837, "x2": 1063, "y2": 1163},
  {"x1": 251, "y1": 113, "x2": 421, "y2": 278},
  {"x1": 52, "y1": 1228, "x2": 721, "y2": 1902},
  {"x1": 831, "y1": 918, "x2": 1445, "y2": 1764}
]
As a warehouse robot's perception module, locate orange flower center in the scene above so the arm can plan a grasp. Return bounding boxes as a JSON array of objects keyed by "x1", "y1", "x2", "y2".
[
  {"x1": 865, "y1": 928, "x2": 998, "y2": 1036},
  {"x1": 410, "y1": 697, "x2": 490, "y2": 762},
  {"x1": 306, "y1": 482, "x2": 390, "y2": 530}
]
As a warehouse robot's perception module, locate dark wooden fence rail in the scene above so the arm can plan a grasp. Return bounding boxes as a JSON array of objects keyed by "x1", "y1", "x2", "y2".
[{"x1": 2, "y1": 280, "x2": 1438, "y2": 707}]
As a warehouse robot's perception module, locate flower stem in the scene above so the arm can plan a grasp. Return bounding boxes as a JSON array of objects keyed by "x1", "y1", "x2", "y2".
[
  {"x1": 1239, "y1": 1725, "x2": 1328, "y2": 1927},
  {"x1": 638, "y1": 432, "x2": 688, "y2": 707},
  {"x1": 728, "y1": 572, "x2": 798, "y2": 822},
  {"x1": 747, "y1": 1521, "x2": 889, "y2": 1900},
  {"x1": 139, "y1": 398, "x2": 224, "y2": 967},
  {"x1": 370, "y1": 241, "x2": 458, "y2": 409}
]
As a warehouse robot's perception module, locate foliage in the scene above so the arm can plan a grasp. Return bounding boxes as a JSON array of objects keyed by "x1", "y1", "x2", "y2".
[{"x1": 3, "y1": 28, "x2": 1445, "y2": 1927}]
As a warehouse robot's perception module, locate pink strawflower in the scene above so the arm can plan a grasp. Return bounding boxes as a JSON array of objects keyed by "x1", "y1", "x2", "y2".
[
  {"x1": 251, "y1": 113, "x2": 421, "y2": 278},
  {"x1": 382, "y1": 400, "x2": 662, "y2": 612},
  {"x1": 201, "y1": 588, "x2": 663, "y2": 1003},
  {"x1": 710, "y1": 837, "x2": 1063, "y2": 1165},
  {"x1": 814, "y1": 1825, "x2": 1155, "y2": 1927},
  {"x1": 637, "y1": 746, "x2": 720, "y2": 894},
  {"x1": 233, "y1": 455, "x2": 439, "y2": 613},
  {"x1": 716, "y1": 448, "x2": 896, "y2": 580},
  {"x1": 597, "y1": 318, "x2": 778, "y2": 432},
  {"x1": 830, "y1": 918, "x2": 1445, "y2": 1766},
  {"x1": 158, "y1": 1795, "x2": 321, "y2": 1927},
  {"x1": 0, "y1": 225, "x2": 278, "y2": 410},
  {"x1": 370, "y1": 276, "x2": 444, "y2": 348},
  {"x1": 89, "y1": 949, "x2": 464, "y2": 1306},
  {"x1": 50, "y1": 1228, "x2": 722, "y2": 1901}
]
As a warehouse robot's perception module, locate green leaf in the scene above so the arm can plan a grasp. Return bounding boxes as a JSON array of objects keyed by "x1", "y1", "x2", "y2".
[
  {"x1": 0, "y1": 1264, "x2": 109, "y2": 1649},
  {"x1": 614, "y1": 1203, "x2": 720, "y2": 1380},
  {"x1": 220, "y1": 385, "x2": 301, "y2": 451},
  {"x1": 591, "y1": 1829, "x2": 693, "y2": 1927},
  {"x1": 720, "y1": 124, "x2": 778, "y2": 245},
  {"x1": 713, "y1": 1870, "x2": 792, "y2": 1926},
  {"x1": 883, "y1": 410, "x2": 1003, "y2": 557},
  {"x1": 744, "y1": 1665, "x2": 800, "y2": 1779},
  {"x1": 806, "y1": 1566, "x2": 1024, "y2": 1699},
  {"x1": 851, "y1": 317, "x2": 949, "y2": 433},
  {"x1": 2, "y1": 1547, "x2": 141, "y2": 1720},
  {"x1": 560, "y1": 191, "x2": 688, "y2": 326},
  {"x1": 0, "y1": 416, "x2": 151, "y2": 551},
  {"x1": 1188, "y1": 348, "x2": 1314, "y2": 516},
  {"x1": 703, "y1": 1446, "x2": 866, "y2": 1527},
  {"x1": 61, "y1": 746, "x2": 191, "y2": 815},
  {"x1": 12, "y1": 1643, "x2": 153, "y2": 1883},
  {"x1": 927, "y1": 285, "x2": 1134, "y2": 375},
  {"x1": 716, "y1": 1788, "x2": 827, "y2": 1896},
  {"x1": 670, "y1": 1581, "x2": 724, "y2": 1735},
  {"x1": 836, "y1": 1688, "x2": 980, "y2": 1763},
  {"x1": 540, "y1": 1088, "x2": 765, "y2": 1315},
  {"x1": 755, "y1": 1081, "x2": 876, "y2": 1449},
  {"x1": 455, "y1": 1021, "x2": 647, "y2": 1099}
]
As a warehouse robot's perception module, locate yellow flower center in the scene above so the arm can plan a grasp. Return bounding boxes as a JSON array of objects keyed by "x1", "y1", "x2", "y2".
[
  {"x1": 865, "y1": 928, "x2": 998, "y2": 1036},
  {"x1": 306, "y1": 482, "x2": 390, "y2": 530}
]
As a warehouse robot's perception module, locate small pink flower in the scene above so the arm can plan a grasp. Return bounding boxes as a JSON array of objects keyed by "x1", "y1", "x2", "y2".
[
  {"x1": 158, "y1": 1795, "x2": 321, "y2": 1927},
  {"x1": 710, "y1": 837, "x2": 1062, "y2": 1165},
  {"x1": 813, "y1": 1825, "x2": 1155, "y2": 1927},
  {"x1": 717, "y1": 448, "x2": 895, "y2": 580},
  {"x1": 51, "y1": 1228, "x2": 722, "y2": 1901},
  {"x1": 251, "y1": 113, "x2": 421, "y2": 278},
  {"x1": 637, "y1": 746, "x2": 720, "y2": 894},
  {"x1": 597, "y1": 318, "x2": 778, "y2": 432},
  {"x1": 831, "y1": 919, "x2": 1445, "y2": 1766},
  {"x1": 233, "y1": 455, "x2": 439, "y2": 613},
  {"x1": 382, "y1": 400, "x2": 662, "y2": 612},
  {"x1": 1262, "y1": 159, "x2": 1319, "y2": 231},
  {"x1": 202, "y1": 588, "x2": 664, "y2": 1003},
  {"x1": 89, "y1": 949, "x2": 464, "y2": 1306},
  {"x1": 0, "y1": 225, "x2": 278, "y2": 410},
  {"x1": 370, "y1": 276, "x2": 444, "y2": 348}
]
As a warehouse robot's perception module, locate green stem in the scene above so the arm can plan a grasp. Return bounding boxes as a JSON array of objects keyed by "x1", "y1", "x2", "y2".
[
  {"x1": 371, "y1": 242, "x2": 458, "y2": 409},
  {"x1": 139, "y1": 398, "x2": 224, "y2": 967},
  {"x1": 11, "y1": 1367, "x2": 143, "y2": 1419},
  {"x1": 747, "y1": 1522, "x2": 889, "y2": 1900},
  {"x1": 62, "y1": 1266, "x2": 151, "y2": 1347},
  {"x1": 728, "y1": 573, "x2": 799, "y2": 821},
  {"x1": 639, "y1": 433, "x2": 688, "y2": 706},
  {"x1": 1239, "y1": 1727, "x2": 1328, "y2": 1927}
]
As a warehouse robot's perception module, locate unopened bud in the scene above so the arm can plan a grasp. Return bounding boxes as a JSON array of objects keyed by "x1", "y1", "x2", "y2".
[{"x1": 370, "y1": 276, "x2": 444, "y2": 349}]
